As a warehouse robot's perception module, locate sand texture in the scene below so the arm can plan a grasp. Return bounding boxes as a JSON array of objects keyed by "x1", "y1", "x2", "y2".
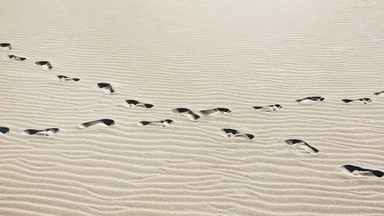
[{"x1": 1, "y1": 0, "x2": 384, "y2": 215}]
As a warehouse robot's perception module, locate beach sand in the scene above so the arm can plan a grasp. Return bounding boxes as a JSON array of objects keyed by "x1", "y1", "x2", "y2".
[{"x1": 1, "y1": 0, "x2": 384, "y2": 215}]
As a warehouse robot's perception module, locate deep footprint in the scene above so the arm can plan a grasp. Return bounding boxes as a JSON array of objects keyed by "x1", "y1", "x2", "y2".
[
  {"x1": 199, "y1": 108, "x2": 231, "y2": 116},
  {"x1": 172, "y1": 108, "x2": 200, "y2": 120},
  {"x1": 97, "y1": 83, "x2": 115, "y2": 94},
  {"x1": 342, "y1": 98, "x2": 372, "y2": 104},
  {"x1": 0, "y1": 43, "x2": 12, "y2": 50},
  {"x1": 0, "y1": 127, "x2": 10, "y2": 134},
  {"x1": 221, "y1": 128, "x2": 254, "y2": 140},
  {"x1": 252, "y1": 104, "x2": 282, "y2": 111},
  {"x1": 23, "y1": 128, "x2": 60, "y2": 136},
  {"x1": 342, "y1": 165, "x2": 383, "y2": 178},
  {"x1": 138, "y1": 119, "x2": 174, "y2": 127},
  {"x1": 7, "y1": 55, "x2": 26, "y2": 61},
  {"x1": 374, "y1": 91, "x2": 384, "y2": 96},
  {"x1": 79, "y1": 119, "x2": 115, "y2": 128},
  {"x1": 35, "y1": 61, "x2": 53, "y2": 70},
  {"x1": 125, "y1": 100, "x2": 153, "y2": 108},
  {"x1": 285, "y1": 139, "x2": 319, "y2": 154},
  {"x1": 58, "y1": 75, "x2": 80, "y2": 82},
  {"x1": 296, "y1": 96, "x2": 324, "y2": 103}
]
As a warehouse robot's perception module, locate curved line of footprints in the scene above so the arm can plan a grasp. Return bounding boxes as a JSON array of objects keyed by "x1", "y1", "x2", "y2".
[{"x1": 1, "y1": 42, "x2": 383, "y2": 178}]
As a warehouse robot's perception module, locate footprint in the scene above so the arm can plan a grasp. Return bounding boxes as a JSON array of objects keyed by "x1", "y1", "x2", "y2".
[
  {"x1": 35, "y1": 61, "x2": 53, "y2": 70},
  {"x1": 125, "y1": 100, "x2": 153, "y2": 108},
  {"x1": 199, "y1": 108, "x2": 231, "y2": 116},
  {"x1": 0, "y1": 43, "x2": 12, "y2": 50},
  {"x1": 79, "y1": 119, "x2": 115, "y2": 129},
  {"x1": 23, "y1": 128, "x2": 60, "y2": 136},
  {"x1": 138, "y1": 119, "x2": 174, "y2": 127},
  {"x1": 172, "y1": 108, "x2": 200, "y2": 120},
  {"x1": 341, "y1": 98, "x2": 371, "y2": 104},
  {"x1": 221, "y1": 128, "x2": 254, "y2": 140},
  {"x1": 342, "y1": 165, "x2": 383, "y2": 178},
  {"x1": 7, "y1": 55, "x2": 26, "y2": 61},
  {"x1": 374, "y1": 91, "x2": 384, "y2": 96},
  {"x1": 0, "y1": 127, "x2": 10, "y2": 134},
  {"x1": 97, "y1": 83, "x2": 115, "y2": 94},
  {"x1": 252, "y1": 104, "x2": 282, "y2": 112},
  {"x1": 58, "y1": 75, "x2": 80, "y2": 82},
  {"x1": 296, "y1": 96, "x2": 324, "y2": 103},
  {"x1": 285, "y1": 139, "x2": 319, "y2": 154}
]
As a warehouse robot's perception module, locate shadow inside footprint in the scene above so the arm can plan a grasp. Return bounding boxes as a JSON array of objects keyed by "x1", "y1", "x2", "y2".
[
  {"x1": 343, "y1": 165, "x2": 383, "y2": 178},
  {"x1": 58, "y1": 75, "x2": 80, "y2": 82},
  {"x1": 172, "y1": 108, "x2": 200, "y2": 120},
  {"x1": 296, "y1": 96, "x2": 324, "y2": 103},
  {"x1": 125, "y1": 100, "x2": 153, "y2": 108},
  {"x1": 138, "y1": 119, "x2": 174, "y2": 127},
  {"x1": 285, "y1": 139, "x2": 319, "y2": 154},
  {"x1": 0, "y1": 127, "x2": 10, "y2": 134},
  {"x1": 342, "y1": 98, "x2": 372, "y2": 104},
  {"x1": 35, "y1": 61, "x2": 53, "y2": 70},
  {"x1": 23, "y1": 128, "x2": 59, "y2": 136},
  {"x1": 8, "y1": 55, "x2": 26, "y2": 61},
  {"x1": 0, "y1": 43, "x2": 12, "y2": 50},
  {"x1": 221, "y1": 128, "x2": 254, "y2": 140},
  {"x1": 200, "y1": 107, "x2": 231, "y2": 116},
  {"x1": 79, "y1": 119, "x2": 115, "y2": 128},
  {"x1": 97, "y1": 83, "x2": 115, "y2": 94}
]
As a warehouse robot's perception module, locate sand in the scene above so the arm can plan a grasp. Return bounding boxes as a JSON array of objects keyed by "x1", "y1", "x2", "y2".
[{"x1": 1, "y1": 0, "x2": 384, "y2": 215}]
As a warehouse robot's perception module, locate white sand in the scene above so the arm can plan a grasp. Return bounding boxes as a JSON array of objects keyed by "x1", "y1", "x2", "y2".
[{"x1": 1, "y1": 0, "x2": 384, "y2": 215}]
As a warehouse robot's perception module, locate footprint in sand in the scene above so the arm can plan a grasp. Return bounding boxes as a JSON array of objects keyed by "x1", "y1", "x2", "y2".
[
  {"x1": 35, "y1": 61, "x2": 53, "y2": 70},
  {"x1": 23, "y1": 128, "x2": 60, "y2": 136},
  {"x1": 221, "y1": 128, "x2": 254, "y2": 140},
  {"x1": 172, "y1": 108, "x2": 200, "y2": 120},
  {"x1": 79, "y1": 119, "x2": 115, "y2": 129},
  {"x1": 0, "y1": 43, "x2": 12, "y2": 50},
  {"x1": 125, "y1": 100, "x2": 153, "y2": 108},
  {"x1": 341, "y1": 98, "x2": 371, "y2": 104},
  {"x1": 137, "y1": 119, "x2": 174, "y2": 127},
  {"x1": 252, "y1": 104, "x2": 282, "y2": 112},
  {"x1": 199, "y1": 108, "x2": 231, "y2": 116},
  {"x1": 296, "y1": 96, "x2": 324, "y2": 103},
  {"x1": 342, "y1": 165, "x2": 383, "y2": 178},
  {"x1": 6, "y1": 55, "x2": 26, "y2": 61},
  {"x1": 285, "y1": 139, "x2": 319, "y2": 154},
  {"x1": 97, "y1": 83, "x2": 115, "y2": 94},
  {"x1": 374, "y1": 91, "x2": 384, "y2": 96},
  {"x1": 0, "y1": 127, "x2": 10, "y2": 134},
  {"x1": 57, "y1": 75, "x2": 80, "y2": 82}
]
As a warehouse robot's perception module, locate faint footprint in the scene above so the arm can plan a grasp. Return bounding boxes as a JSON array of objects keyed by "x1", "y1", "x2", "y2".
[
  {"x1": 125, "y1": 100, "x2": 153, "y2": 108},
  {"x1": 296, "y1": 96, "x2": 324, "y2": 103},
  {"x1": 79, "y1": 119, "x2": 115, "y2": 129},
  {"x1": 172, "y1": 108, "x2": 200, "y2": 120},
  {"x1": 342, "y1": 165, "x2": 383, "y2": 178},
  {"x1": 23, "y1": 128, "x2": 60, "y2": 136},
  {"x1": 58, "y1": 75, "x2": 80, "y2": 82},
  {"x1": 252, "y1": 104, "x2": 282, "y2": 112},
  {"x1": 0, "y1": 43, "x2": 12, "y2": 50},
  {"x1": 97, "y1": 83, "x2": 115, "y2": 94},
  {"x1": 7, "y1": 55, "x2": 26, "y2": 61},
  {"x1": 221, "y1": 128, "x2": 254, "y2": 140},
  {"x1": 374, "y1": 91, "x2": 384, "y2": 96},
  {"x1": 341, "y1": 98, "x2": 371, "y2": 104},
  {"x1": 138, "y1": 119, "x2": 174, "y2": 127},
  {"x1": 199, "y1": 108, "x2": 231, "y2": 116},
  {"x1": 35, "y1": 61, "x2": 53, "y2": 70},
  {"x1": 285, "y1": 139, "x2": 319, "y2": 154},
  {"x1": 0, "y1": 127, "x2": 10, "y2": 134}
]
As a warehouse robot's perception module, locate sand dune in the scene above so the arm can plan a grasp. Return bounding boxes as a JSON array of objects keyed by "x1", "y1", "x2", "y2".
[{"x1": 1, "y1": 0, "x2": 384, "y2": 215}]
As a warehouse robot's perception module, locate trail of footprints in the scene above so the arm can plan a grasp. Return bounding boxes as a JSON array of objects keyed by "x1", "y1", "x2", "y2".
[{"x1": 1, "y1": 42, "x2": 383, "y2": 178}]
